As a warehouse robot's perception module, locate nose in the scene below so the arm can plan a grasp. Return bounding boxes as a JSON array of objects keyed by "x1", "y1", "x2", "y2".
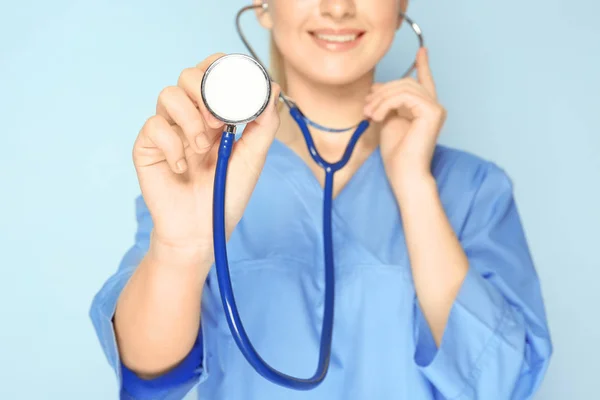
[{"x1": 319, "y1": 0, "x2": 356, "y2": 21}]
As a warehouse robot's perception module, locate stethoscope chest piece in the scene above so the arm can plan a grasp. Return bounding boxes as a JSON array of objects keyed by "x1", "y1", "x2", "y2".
[{"x1": 201, "y1": 53, "x2": 272, "y2": 126}]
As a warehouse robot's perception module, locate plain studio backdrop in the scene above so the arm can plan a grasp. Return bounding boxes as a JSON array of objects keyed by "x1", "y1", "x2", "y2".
[{"x1": 1, "y1": 0, "x2": 598, "y2": 398}]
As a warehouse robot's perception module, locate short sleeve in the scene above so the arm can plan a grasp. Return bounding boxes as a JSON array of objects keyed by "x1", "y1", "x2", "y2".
[
  {"x1": 413, "y1": 163, "x2": 552, "y2": 399},
  {"x1": 89, "y1": 196, "x2": 207, "y2": 399}
]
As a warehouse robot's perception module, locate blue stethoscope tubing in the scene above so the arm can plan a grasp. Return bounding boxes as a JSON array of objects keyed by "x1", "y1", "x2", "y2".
[
  {"x1": 212, "y1": 1, "x2": 424, "y2": 390},
  {"x1": 212, "y1": 108, "x2": 370, "y2": 389}
]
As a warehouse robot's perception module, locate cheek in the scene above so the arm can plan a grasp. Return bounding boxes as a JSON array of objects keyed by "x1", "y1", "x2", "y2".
[
  {"x1": 360, "y1": 21, "x2": 398, "y2": 73},
  {"x1": 271, "y1": 24, "x2": 303, "y2": 64},
  {"x1": 358, "y1": 1, "x2": 401, "y2": 58},
  {"x1": 271, "y1": 17, "x2": 312, "y2": 72},
  {"x1": 270, "y1": 5, "x2": 309, "y2": 53}
]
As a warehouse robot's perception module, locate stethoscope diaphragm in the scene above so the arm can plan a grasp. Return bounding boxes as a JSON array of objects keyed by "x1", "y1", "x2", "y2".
[{"x1": 201, "y1": 53, "x2": 271, "y2": 125}]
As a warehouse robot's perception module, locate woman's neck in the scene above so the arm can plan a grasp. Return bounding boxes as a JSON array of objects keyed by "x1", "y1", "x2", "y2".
[{"x1": 275, "y1": 67, "x2": 381, "y2": 163}]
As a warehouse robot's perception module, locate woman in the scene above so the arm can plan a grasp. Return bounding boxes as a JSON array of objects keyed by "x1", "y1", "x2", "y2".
[{"x1": 90, "y1": 0, "x2": 552, "y2": 399}]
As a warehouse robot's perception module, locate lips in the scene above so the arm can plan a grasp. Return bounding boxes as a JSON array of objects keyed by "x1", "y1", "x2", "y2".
[
  {"x1": 309, "y1": 29, "x2": 366, "y2": 43},
  {"x1": 308, "y1": 29, "x2": 366, "y2": 51}
]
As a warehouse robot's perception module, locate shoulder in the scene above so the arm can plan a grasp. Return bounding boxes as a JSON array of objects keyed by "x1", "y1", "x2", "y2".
[
  {"x1": 430, "y1": 145, "x2": 517, "y2": 232},
  {"x1": 431, "y1": 144, "x2": 513, "y2": 192}
]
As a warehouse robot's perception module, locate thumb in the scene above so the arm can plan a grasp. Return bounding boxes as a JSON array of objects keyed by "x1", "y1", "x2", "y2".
[{"x1": 237, "y1": 82, "x2": 281, "y2": 153}]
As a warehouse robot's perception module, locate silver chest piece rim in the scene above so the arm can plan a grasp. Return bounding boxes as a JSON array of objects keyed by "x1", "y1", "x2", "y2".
[{"x1": 201, "y1": 53, "x2": 272, "y2": 126}]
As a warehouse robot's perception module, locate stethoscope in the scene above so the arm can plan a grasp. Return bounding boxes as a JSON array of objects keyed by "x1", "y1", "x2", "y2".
[{"x1": 200, "y1": 1, "x2": 424, "y2": 390}]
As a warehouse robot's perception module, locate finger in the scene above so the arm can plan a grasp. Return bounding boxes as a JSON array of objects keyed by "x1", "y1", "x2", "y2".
[
  {"x1": 177, "y1": 67, "x2": 222, "y2": 134},
  {"x1": 364, "y1": 84, "x2": 427, "y2": 118},
  {"x1": 236, "y1": 82, "x2": 281, "y2": 156},
  {"x1": 193, "y1": 53, "x2": 228, "y2": 129},
  {"x1": 365, "y1": 82, "x2": 385, "y2": 107},
  {"x1": 177, "y1": 68, "x2": 225, "y2": 153},
  {"x1": 229, "y1": 83, "x2": 282, "y2": 181},
  {"x1": 156, "y1": 86, "x2": 210, "y2": 154},
  {"x1": 370, "y1": 82, "x2": 384, "y2": 93},
  {"x1": 416, "y1": 47, "x2": 437, "y2": 99},
  {"x1": 196, "y1": 52, "x2": 227, "y2": 71},
  {"x1": 365, "y1": 78, "x2": 429, "y2": 105},
  {"x1": 367, "y1": 82, "x2": 387, "y2": 100},
  {"x1": 368, "y1": 91, "x2": 434, "y2": 122},
  {"x1": 137, "y1": 115, "x2": 188, "y2": 174},
  {"x1": 253, "y1": 82, "x2": 281, "y2": 127}
]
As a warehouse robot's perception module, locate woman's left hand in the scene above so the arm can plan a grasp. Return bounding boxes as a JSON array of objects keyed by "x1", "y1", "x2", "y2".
[{"x1": 363, "y1": 47, "x2": 446, "y2": 189}]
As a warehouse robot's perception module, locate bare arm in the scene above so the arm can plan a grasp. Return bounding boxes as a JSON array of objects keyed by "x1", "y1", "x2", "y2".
[
  {"x1": 114, "y1": 234, "x2": 213, "y2": 378},
  {"x1": 113, "y1": 53, "x2": 281, "y2": 380},
  {"x1": 394, "y1": 175, "x2": 469, "y2": 346}
]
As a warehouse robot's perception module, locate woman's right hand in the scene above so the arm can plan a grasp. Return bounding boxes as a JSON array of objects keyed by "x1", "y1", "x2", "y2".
[{"x1": 133, "y1": 53, "x2": 281, "y2": 265}]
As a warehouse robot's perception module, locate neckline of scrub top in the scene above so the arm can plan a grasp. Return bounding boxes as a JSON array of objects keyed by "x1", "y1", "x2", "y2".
[
  {"x1": 268, "y1": 137, "x2": 382, "y2": 204},
  {"x1": 266, "y1": 137, "x2": 393, "y2": 271}
]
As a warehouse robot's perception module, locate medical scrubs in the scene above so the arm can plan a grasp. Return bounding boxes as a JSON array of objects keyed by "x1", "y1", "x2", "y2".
[{"x1": 90, "y1": 140, "x2": 552, "y2": 399}]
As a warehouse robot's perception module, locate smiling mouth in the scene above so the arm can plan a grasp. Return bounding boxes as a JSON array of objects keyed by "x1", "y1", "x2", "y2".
[
  {"x1": 308, "y1": 30, "x2": 366, "y2": 50},
  {"x1": 312, "y1": 32, "x2": 364, "y2": 42}
]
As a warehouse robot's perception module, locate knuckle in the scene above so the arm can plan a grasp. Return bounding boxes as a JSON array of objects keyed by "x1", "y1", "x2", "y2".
[
  {"x1": 158, "y1": 86, "x2": 182, "y2": 103},
  {"x1": 157, "y1": 86, "x2": 173, "y2": 104},
  {"x1": 143, "y1": 115, "x2": 166, "y2": 135},
  {"x1": 196, "y1": 52, "x2": 226, "y2": 69},
  {"x1": 177, "y1": 67, "x2": 199, "y2": 87},
  {"x1": 430, "y1": 104, "x2": 446, "y2": 118}
]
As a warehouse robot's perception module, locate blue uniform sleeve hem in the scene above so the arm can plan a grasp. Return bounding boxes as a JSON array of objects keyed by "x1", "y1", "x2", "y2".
[
  {"x1": 90, "y1": 264, "x2": 208, "y2": 400},
  {"x1": 120, "y1": 327, "x2": 204, "y2": 399},
  {"x1": 90, "y1": 266, "x2": 137, "y2": 388},
  {"x1": 413, "y1": 266, "x2": 511, "y2": 399}
]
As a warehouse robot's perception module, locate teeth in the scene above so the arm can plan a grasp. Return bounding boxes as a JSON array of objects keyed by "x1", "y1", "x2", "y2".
[{"x1": 315, "y1": 33, "x2": 359, "y2": 43}]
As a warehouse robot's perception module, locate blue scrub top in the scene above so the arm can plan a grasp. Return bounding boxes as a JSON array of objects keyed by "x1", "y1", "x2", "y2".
[{"x1": 90, "y1": 140, "x2": 552, "y2": 399}]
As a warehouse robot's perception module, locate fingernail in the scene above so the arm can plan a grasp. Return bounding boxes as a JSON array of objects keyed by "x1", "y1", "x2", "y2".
[
  {"x1": 272, "y1": 88, "x2": 281, "y2": 106},
  {"x1": 177, "y1": 158, "x2": 188, "y2": 173}
]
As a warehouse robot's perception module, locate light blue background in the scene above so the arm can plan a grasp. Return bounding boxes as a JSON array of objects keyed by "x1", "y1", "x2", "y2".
[{"x1": 1, "y1": 0, "x2": 598, "y2": 398}]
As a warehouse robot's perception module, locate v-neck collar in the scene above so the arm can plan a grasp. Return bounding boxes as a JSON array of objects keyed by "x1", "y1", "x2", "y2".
[
  {"x1": 263, "y1": 138, "x2": 391, "y2": 269},
  {"x1": 268, "y1": 138, "x2": 381, "y2": 204}
]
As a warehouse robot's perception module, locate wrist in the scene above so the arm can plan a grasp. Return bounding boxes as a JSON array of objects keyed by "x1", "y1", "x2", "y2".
[
  {"x1": 148, "y1": 231, "x2": 214, "y2": 274},
  {"x1": 390, "y1": 170, "x2": 437, "y2": 205}
]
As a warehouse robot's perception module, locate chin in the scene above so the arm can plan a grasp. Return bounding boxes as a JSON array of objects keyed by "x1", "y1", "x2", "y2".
[
  {"x1": 285, "y1": 50, "x2": 373, "y2": 85},
  {"x1": 315, "y1": 73, "x2": 368, "y2": 88},
  {"x1": 307, "y1": 61, "x2": 377, "y2": 88},
  {"x1": 279, "y1": 33, "x2": 390, "y2": 89}
]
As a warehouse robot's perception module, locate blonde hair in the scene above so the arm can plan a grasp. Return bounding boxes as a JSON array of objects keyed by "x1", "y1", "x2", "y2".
[{"x1": 269, "y1": 33, "x2": 287, "y2": 110}]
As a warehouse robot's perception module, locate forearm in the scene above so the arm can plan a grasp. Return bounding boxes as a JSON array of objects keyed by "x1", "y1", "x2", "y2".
[
  {"x1": 114, "y1": 232, "x2": 212, "y2": 378},
  {"x1": 393, "y1": 174, "x2": 469, "y2": 346}
]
